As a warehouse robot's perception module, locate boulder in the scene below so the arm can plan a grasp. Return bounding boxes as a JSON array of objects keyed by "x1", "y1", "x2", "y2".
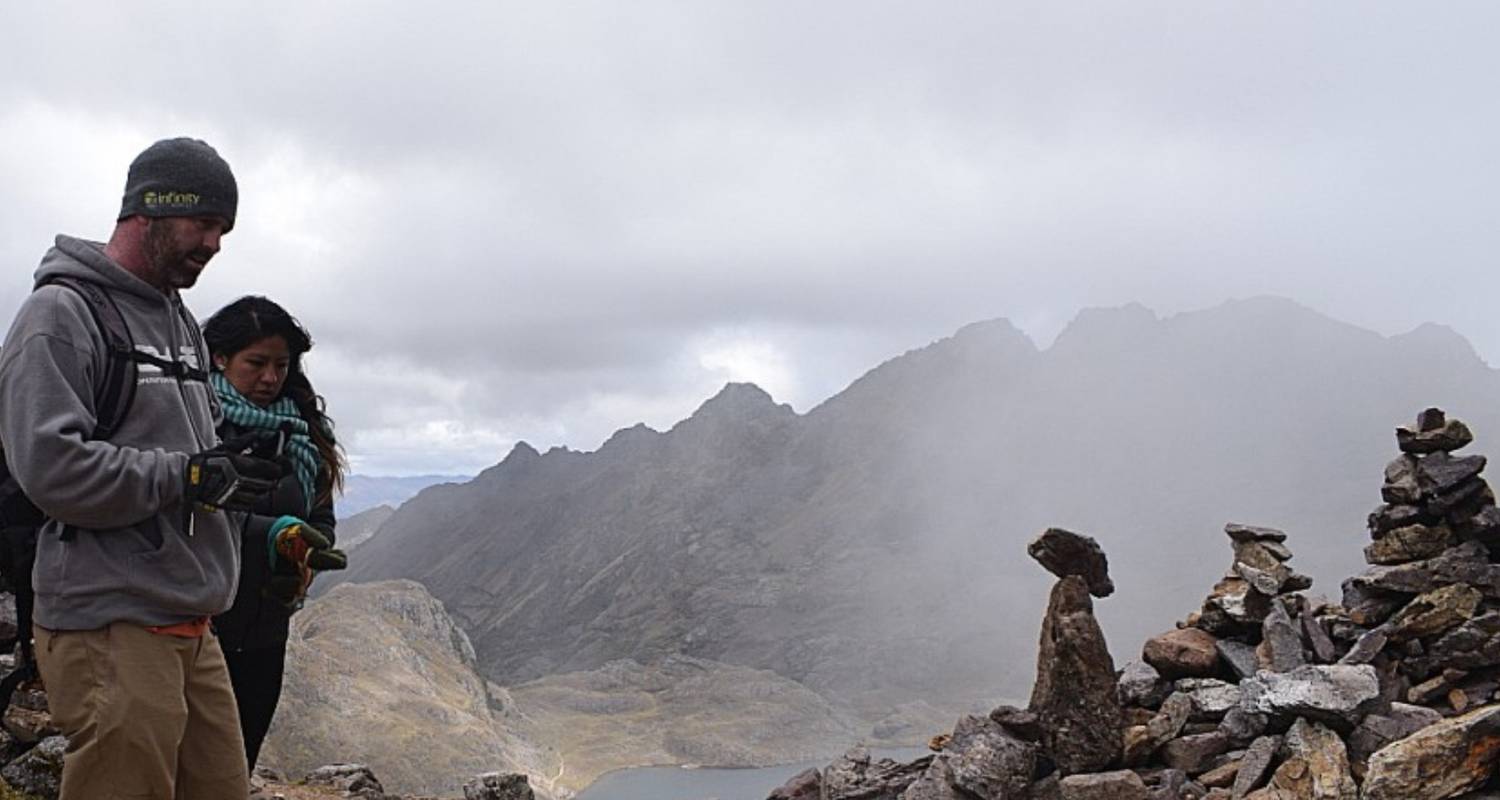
[
  {"x1": 1362, "y1": 704, "x2": 1500, "y2": 800},
  {"x1": 1228, "y1": 734, "x2": 1280, "y2": 799},
  {"x1": 304, "y1": 764, "x2": 386, "y2": 800},
  {"x1": 0, "y1": 734, "x2": 64, "y2": 800},
  {"x1": 1145, "y1": 629, "x2": 1221, "y2": 679},
  {"x1": 1059, "y1": 770, "x2": 1150, "y2": 800},
  {"x1": 1250, "y1": 718, "x2": 1356, "y2": 800},
  {"x1": 1030, "y1": 576, "x2": 1122, "y2": 774},
  {"x1": 824, "y1": 747, "x2": 931, "y2": 800},
  {"x1": 1029, "y1": 528, "x2": 1115, "y2": 598},
  {"x1": 1119, "y1": 661, "x2": 1171, "y2": 708},
  {"x1": 767, "y1": 767, "x2": 821, "y2": 800},
  {"x1": 1215, "y1": 640, "x2": 1259, "y2": 680},
  {"x1": 1176, "y1": 679, "x2": 1241, "y2": 721},
  {"x1": 943, "y1": 714, "x2": 1038, "y2": 800},
  {"x1": 1238, "y1": 665, "x2": 1380, "y2": 730},
  {"x1": 1217, "y1": 707, "x2": 1268, "y2": 748},
  {"x1": 463, "y1": 772, "x2": 535, "y2": 800}
]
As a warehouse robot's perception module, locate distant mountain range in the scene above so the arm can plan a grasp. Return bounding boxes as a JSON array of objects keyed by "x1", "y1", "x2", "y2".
[
  {"x1": 336, "y1": 474, "x2": 469, "y2": 517},
  {"x1": 325, "y1": 298, "x2": 1500, "y2": 732}
]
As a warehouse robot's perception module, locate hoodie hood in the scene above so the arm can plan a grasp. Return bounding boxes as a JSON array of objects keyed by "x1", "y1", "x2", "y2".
[{"x1": 38, "y1": 235, "x2": 174, "y2": 305}]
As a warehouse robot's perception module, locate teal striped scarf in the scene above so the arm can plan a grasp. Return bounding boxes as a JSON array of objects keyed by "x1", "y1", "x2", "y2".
[{"x1": 209, "y1": 371, "x2": 321, "y2": 514}]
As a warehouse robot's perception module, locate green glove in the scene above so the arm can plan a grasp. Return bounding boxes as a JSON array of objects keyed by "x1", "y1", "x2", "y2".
[{"x1": 266, "y1": 516, "x2": 348, "y2": 571}]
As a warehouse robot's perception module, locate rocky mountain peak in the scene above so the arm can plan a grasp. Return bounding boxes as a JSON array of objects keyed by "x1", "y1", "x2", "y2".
[{"x1": 680, "y1": 382, "x2": 797, "y2": 428}]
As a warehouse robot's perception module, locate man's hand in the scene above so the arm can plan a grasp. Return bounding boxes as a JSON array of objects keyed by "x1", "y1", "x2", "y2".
[{"x1": 184, "y1": 443, "x2": 282, "y2": 511}]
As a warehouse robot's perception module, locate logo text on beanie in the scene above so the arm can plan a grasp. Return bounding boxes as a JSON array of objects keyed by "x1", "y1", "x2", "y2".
[{"x1": 142, "y1": 191, "x2": 202, "y2": 211}]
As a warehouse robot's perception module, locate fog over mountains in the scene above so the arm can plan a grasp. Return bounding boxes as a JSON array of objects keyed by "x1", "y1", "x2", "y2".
[{"x1": 326, "y1": 298, "x2": 1500, "y2": 731}]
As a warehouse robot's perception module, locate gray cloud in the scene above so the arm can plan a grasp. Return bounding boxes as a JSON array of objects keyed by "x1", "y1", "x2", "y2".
[{"x1": 2, "y1": 2, "x2": 1497, "y2": 473}]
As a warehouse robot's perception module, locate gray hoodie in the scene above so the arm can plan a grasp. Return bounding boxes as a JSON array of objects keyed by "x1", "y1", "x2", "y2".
[{"x1": 0, "y1": 235, "x2": 238, "y2": 630}]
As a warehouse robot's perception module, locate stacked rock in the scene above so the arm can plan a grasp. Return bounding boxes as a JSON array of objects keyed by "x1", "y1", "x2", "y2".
[
  {"x1": 769, "y1": 409, "x2": 1500, "y2": 800},
  {"x1": 1114, "y1": 522, "x2": 1380, "y2": 799}
]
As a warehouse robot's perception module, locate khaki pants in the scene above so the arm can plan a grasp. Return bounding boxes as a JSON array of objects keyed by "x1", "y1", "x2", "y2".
[{"x1": 35, "y1": 622, "x2": 249, "y2": 800}]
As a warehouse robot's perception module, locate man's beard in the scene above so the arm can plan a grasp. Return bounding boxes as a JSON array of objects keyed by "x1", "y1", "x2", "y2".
[{"x1": 144, "y1": 220, "x2": 213, "y2": 289}]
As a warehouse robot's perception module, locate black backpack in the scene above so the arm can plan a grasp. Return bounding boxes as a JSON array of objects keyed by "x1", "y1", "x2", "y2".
[{"x1": 0, "y1": 275, "x2": 206, "y2": 713}]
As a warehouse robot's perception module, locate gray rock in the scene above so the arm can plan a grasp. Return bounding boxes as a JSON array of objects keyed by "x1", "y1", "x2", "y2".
[
  {"x1": 1260, "y1": 601, "x2": 1305, "y2": 673},
  {"x1": 463, "y1": 772, "x2": 535, "y2": 800},
  {"x1": 1059, "y1": 770, "x2": 1150, "y2": 800},
  {"x1": 305, "y1": 763, "x2": 386, "y2": 799},
  {"x1": 1255, "y1": 718, "x2": 1356, "y2": 799},
  {"x1": 1416, "y1": 452, "x2": 1487, "y2": 495},
  {"x1": 1029, "y1": 528, "x2": 1115, "y2": 598},
  {"x1": 1368, "y1": 503, "x2": 1430, "y2": 536},
  {"x1": 1454, "y1": 506, "x2": 1500, "y2": 546},
  {"x1": 1348, "y1": 541, "x2": 1500, "y2": 598},
  {"x1": 1176, "y1": 679, "x2": 1241, "y2": 720},
  {"x1": 1232, "y1": 563, "x2": 1288, "y2": 597},
  {"x1": 1300, "y1": 612, "x2": 1338, "y2": 663},
  {"x1": 768, "y1": 767, "x2": 821, "y2": 800},
  {"x1": 1228, "y1": 734, "x2": 1279, "y2": 799},
  {"x1": 826, "y1": 747, "x2": 931, "y2": 800},
  {"x1": 1124, "y1": 692, "x2": 1194, "y2": 765},
  {"x1": 1384, "y1": 455, "x2": 1423, "y2": 504},
  {"x1": 1215, "y1": 640, "x2": 1259, "y2": 680},
  {"x1": 1398, "y1": 417, "x2": 1475, "y2": 454},
  {"x1": 0, "y1": 734, "x2": 64, "y2": 800},
  {"x1": 1119, "y1": 661, "x2": 1171, "y2": 708},
  {"x1": 1224, "y1": 524, "x2": 1286, "y2": 543},
  {"x1": 1337, "y1": 627, "x2": 1388, "y2": 665},
  {"x1": 1347, "y1": 702, "x2": 1443, "y2": 768},
  {"x1": 1217, "y1": 707, "x2": 1268, "y2": 748},
  {"x1": 1160, "y1": 732, "x2": 1229, "y2": 774},
  {"x1": 899, "y1": 753, "x2": 966, "y2": 800},
  {"x1": 1239, "y1": 664, "x2": 1381, "y2": 730},
  {"x1": 1362, "y1": 704, "x2": 1500, "y2": 800},
  {"x1": 1030, "y1": 576, "x2": 1122, "y2": 774},
  {"x1": 944, "y1": 714, "x2": 1038, "y2": 800},
  {"x1": 987, "y1": 705, "x2": 1044, "y2": 742}
]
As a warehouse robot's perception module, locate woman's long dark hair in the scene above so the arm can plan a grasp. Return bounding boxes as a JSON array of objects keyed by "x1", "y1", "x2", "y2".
[{"x1": 202, "y1": 296, "x2": 346, "y2": 505}]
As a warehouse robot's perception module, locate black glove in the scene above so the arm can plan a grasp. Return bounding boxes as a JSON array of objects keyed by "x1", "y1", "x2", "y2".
[{"x1": 184, "y1": 437, "x2": 283, "y2": 511}]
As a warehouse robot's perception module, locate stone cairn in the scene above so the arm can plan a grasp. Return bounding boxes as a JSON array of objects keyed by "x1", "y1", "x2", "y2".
[{"x1": 769, "y1": 408, "x2": 1500, "y2": 800}]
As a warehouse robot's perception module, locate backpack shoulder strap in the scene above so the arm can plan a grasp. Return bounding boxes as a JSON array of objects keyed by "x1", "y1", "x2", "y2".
[{"x1": 37, "y1": 276, "x2": 139, "y2": 441}]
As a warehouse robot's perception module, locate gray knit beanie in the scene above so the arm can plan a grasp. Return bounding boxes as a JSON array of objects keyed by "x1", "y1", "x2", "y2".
[{"x1": 118, "y1": 138, "x2": 238, "y2": 231}]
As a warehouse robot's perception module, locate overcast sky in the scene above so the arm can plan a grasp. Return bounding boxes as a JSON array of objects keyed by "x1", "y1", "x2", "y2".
[{"x1": 2, "y1": 2, "x2": 1496, "y2": 475}]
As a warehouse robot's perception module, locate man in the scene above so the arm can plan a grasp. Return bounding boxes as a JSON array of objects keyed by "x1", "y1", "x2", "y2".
[{"x1": 0, "y1": 138, "x2": 288, "y2": 798}]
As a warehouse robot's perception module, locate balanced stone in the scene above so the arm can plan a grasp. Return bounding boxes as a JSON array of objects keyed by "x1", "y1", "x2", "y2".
[
  {"x1": 1383, "y1": 456, "x2": 1422, "y2": 504},
  {"x1": 1030, "y1": 576, "x2": 1122, "y2": 774},
  {"x1": 1225, "y1": 524, "x2": 1286, "y2": 543},
  {"x1": 1398, "y1": 415, "x2": 1474, "y2": 454},
  {"x1": 1416, "y1": 452, "x2": 1487, "y2": 496},
  {"x1": 1029, "y1": 528, "x2": 1115, "y2": 598},
  {"x1": 1260, "y1": 602, "x2": 1305, "y2": 673},
  {"x1": 1348, "y1": 541, "x2": 1500, "y2": 597},
  {"x1": 1368, "y1": 503, "x2": 1429, "y2": 536}
]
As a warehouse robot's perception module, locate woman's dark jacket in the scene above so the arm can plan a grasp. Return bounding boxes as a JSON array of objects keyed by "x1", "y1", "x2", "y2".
[{"x1": 212, "y1": 419, "x2": 336, "y2": 652}]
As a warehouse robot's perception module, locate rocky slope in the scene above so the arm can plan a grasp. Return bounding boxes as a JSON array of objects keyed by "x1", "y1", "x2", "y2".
[
  {"x1": 337, "y1": 504, "x2": 396, "y2": 553},
  {"x1": 326, "y1": 299, "x2": 1500, "y2": 729},
  {"x1": 261, "y1": 581, "x2": 557, "y2": 798}
]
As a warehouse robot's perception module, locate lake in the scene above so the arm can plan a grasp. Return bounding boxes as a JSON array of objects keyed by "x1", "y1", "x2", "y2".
[{"x1": 575, "y1": 748, "x2": 929, "y2": 800}]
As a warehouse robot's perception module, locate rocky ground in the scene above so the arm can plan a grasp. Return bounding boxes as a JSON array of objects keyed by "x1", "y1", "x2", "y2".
[{"x1": 769, "y1": 408, "x2": 1500, "y2": 799}]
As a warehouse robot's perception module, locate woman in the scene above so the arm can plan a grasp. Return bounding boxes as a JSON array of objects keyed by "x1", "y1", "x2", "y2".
[{"x1": 204, "y1": 295, "x2": 348, "y2": 770}]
